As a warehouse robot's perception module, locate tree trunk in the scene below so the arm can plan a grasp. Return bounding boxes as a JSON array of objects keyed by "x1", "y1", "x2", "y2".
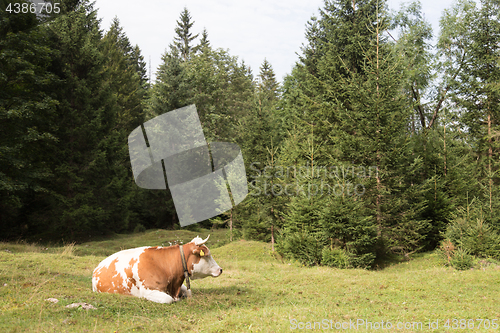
[
  {"x1": 271, "y1": 224, "x2": 275, "y2": 252},
  {"x1": 488, "y1": 112, "x2": 492, "y2": 212},
  {"x1": 229, "y1": 208, "x2": 233, "y2": 242}
]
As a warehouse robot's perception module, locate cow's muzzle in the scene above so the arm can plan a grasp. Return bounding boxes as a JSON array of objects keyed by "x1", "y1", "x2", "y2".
[{"x1": 213, "y1": 267, "x2": 223, "y2": 277}]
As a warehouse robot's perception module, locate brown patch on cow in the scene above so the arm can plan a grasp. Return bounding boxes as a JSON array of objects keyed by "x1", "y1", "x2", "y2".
[
  {"x1": 137, "y1": 245, "x2": 199, "y2": 299},
  {"x1": 124, "y1": 258, "x2": 137, "y2": 290},
  {"x1": 93, "y1": 258, "x2": 129, "y2": 294}
]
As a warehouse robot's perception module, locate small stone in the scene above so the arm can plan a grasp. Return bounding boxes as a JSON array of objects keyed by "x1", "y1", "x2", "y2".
[
  {"x1": 65, "y1": 302, "x2": 96, "y2": 310},
  {"x1": 46, "y1": 298, "x2": 59, "y2": 303}
]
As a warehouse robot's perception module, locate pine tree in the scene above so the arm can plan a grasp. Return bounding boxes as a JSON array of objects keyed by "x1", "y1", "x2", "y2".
[
  {"x1": 173, "y1": 7, "x2": 199, "y2": 61},
  {"x1": 131, "y1": 44, "x2": 148, "y2": 87},
  {"x1": 185, "y1": 47, "x2": 254, "y2": 142},
  {"x1": 147, "y1": 17, "x2": 254, "y2": 229},
  {"x1": 26, "y1": 0, "x2": 132, "y2": 238},
  {"x1": 102, "y1": 17, "x2": 146, "y2": 132},
  {"x1": 197, "y1": 28, "x2": 210, "y2": 52},
  {"x1": 257, "y1": 59, "x2": 279, "y2": 99},
  {"x1": 440, "y1": 0, "x2": 500, "y2": 227},
  {"x1": 276, "y1": 0, "x2": 384, "y2": 265},
  {"x1": 0, "y1": 0, "x2": 59, "y2": 238},
  {"x1": 240, "y1": 59, "x2": 280, "y2": 166},
  {"x1": 276, "y1": 0, "x2": 435, "y2": 264}
]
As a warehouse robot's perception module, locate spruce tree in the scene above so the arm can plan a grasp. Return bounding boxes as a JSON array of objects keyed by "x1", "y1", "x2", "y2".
[
  {"x1": 440, "y1": 0, "x2": 500, "y2": 227},
  {"x1": 276, "y1": 0, "x2": 384, "y2": 265},
  {"x1": 131, "y1": 45, "x2": 148, "y2": 87},
  {"x1": 239, "y1": 60, "x2": 283, "y2": 244},
  {"x1": 173, "y1": 7, "x2": 199, "y2": 61},
  {"x1": 30, "y1": 0, "x2": 132, "y2": 238},
  {"x1": 0, "y1": 0, "x2": 59, "y2": 238},
  {"x1": 102, "y1": 17, "x2": 146, "y2": 132},
  {"x1": 197, "y1": 28, "x2": 210, "y2": 52},
  {"x1": 276, "y1": 0, "x2": 436, "y2": 264},
  {"x1": 147, "y1": 15, "x2": 254, "y2": 229}
]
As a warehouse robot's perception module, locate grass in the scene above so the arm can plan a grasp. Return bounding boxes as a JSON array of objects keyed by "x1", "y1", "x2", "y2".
[{"x1": 1, "y1": 229, "x2": 499, "y2": 332}]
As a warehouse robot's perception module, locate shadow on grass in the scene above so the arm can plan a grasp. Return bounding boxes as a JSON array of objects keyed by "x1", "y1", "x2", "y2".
[
  {"x1": 371, "y1": 252, "x2": 408, "y2": 270},
  {"x1": 195, "y1": 285, "x2": 252, "y2": 296}
]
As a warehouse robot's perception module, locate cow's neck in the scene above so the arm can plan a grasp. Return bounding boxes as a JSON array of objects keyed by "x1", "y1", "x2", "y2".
[{"x1": 179, "y1": 244, "x2": 191, "y2": 290}]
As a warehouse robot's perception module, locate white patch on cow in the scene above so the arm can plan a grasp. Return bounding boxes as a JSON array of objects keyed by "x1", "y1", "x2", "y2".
[
  {"x1": 92, "y1": 276, "x2": 99, "y2": 292},
  {"x1": 140, "y1": 288, "x2": 175, "y2": 304},
  {"x1": 191, "y1": 255, "x2": 222, "y2": 279},
  {"x1": 92, "y1": 247, "x2": 148, "y2": 293}
]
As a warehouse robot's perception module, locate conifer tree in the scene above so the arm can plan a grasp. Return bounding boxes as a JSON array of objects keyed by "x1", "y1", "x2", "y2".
[
  {"x1": 173, "y1": 7, "x2": 199, "y2": 61},
  {"x1": 102, "y1": 17, "x2": 146, "y2": 132},
  {"x1": 131, "y1": 45, "x2": 148, "y2": 87},
  {"x1": 147, "y1": 13, "x2": 254, "y2": 229},
  {"x1": 28, "y1": 0, "x2": 132, "y2": 238},
  {"x1": 197, "y1": 28, "x2": 210, "y2": 52},
  {"x1": 276, "y1": 0, "x2": 434, "y2": 264},
  {"x1": 239, "y1": 60, "x2": 282, "y2": 243},
  {"x1": 241, "y1": 59, "x2": 280, "y2": 166},
  {"x1": 276, "y1": 0, "x2": 383, "y2": 265},
  {"x1": 0, "y1": 0, "x2": 59, "y2": 238},
  {"x1": 440, "y1": 0, "x2": 500, "y2": 227}
]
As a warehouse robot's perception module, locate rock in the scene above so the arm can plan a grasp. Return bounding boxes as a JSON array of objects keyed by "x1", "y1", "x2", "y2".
[
  {"x1": 46, "y1": 298, "x2": 59, "y2": 303},
  {"x1": 65, "y1": 302, "x2": 96, "y2": 310}
]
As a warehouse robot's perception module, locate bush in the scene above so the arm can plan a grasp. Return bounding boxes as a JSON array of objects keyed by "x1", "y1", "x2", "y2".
[
  {"x1": 438, "y1": 239, "x2": 476, "y2": 270},
  {"x1": 226, "y1": 228, "x2": 242, "y2": 242},
  {"x1": 321, "y1": 247, "x2": 350, "y2": 268},
  {"x1": 445, "y1": 203, "x2": 500, "y2": 259},
  {"x1": 449, "y1": 247, "x2": 474, "y2": 270},
  {"x1": 133, "y1": 223, "x2": 146, "y2": 233},
  {"x1": 278, "y1": 232, "x2": 322, "y2": 266},
  {"x1": 348, "y1": 252, "x2": 377, "y2": 269}
]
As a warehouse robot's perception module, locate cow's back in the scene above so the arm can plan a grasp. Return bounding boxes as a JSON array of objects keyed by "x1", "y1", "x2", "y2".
[{"x1": 92, "y1": 246, "x2": 148, "y2": 295}]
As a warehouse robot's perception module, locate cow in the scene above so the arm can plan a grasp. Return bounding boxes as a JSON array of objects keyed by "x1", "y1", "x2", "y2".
[{"x1": 91, "y1": 235, "x2": 222, "y2": 303}]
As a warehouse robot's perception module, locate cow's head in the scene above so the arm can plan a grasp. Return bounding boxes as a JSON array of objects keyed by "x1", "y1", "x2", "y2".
[{"x1": 188, "y1": 235, "x2": 223, "y2": 279}]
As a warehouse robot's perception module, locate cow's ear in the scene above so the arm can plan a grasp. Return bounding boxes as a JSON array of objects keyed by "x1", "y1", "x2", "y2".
[{"x1": 192, "y1": 248, "x2": 206, "y2": 256}]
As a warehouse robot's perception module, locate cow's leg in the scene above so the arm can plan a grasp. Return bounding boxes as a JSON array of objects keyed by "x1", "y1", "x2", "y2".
[
  {"x1": 140, "y1": 288, "x2": 175, "y2": 304},
  {"x1": 179, "y1": 285, "x2": 192, "y2": 298}
]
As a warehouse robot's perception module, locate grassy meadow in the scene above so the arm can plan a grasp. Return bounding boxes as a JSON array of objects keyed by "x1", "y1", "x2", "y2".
[{"x1": 0, "y1": 229, "x2": 499, "y2": 332}]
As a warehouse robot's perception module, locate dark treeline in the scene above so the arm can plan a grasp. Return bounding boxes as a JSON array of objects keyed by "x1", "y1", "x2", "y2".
[{"x1": 1, "y1": 0, "x2": 499, "y2": 268}]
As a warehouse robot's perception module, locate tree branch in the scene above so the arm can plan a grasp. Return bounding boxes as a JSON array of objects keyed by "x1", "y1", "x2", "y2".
[{"x1": 411, "y1": 84, "x2": 426, "y2": 128}]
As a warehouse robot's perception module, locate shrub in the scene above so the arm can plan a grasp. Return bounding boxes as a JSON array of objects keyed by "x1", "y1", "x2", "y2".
[
  {"x1": 449, "y1": 247, "x2": 474, "y2": 270},
  {"x1": 278, "y1": 232, "x2": 322, "y2": 266},
  {"x1": 133, "y1": 223, "x2": 147, "y2": 233},
  {"x1": 321, "y1": 247, "x2": 350, "y2": 268},
  {"x1": 445, "y1": 203, "x2": 500, "y2": 259}
]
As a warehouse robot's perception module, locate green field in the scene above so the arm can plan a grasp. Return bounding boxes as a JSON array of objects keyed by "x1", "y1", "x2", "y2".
[{"x1": 1, "y1": 229, "x2": 499, "y2": 332}]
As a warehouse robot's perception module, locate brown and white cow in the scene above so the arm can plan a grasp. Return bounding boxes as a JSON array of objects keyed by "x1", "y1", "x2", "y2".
[{"x1": 92, "y1": 235, "x2": 222, "y2": 303}]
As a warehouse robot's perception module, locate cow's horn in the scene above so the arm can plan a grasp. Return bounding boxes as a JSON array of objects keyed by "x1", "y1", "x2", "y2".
[{"x1": 195, "y1": 235, "x2": 210, "y2": 246}]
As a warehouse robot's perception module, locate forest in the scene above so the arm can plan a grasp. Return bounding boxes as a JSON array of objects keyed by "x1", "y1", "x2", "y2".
[{"x1": 1, "y1": 0, "x2": 500, "y2": 269}]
